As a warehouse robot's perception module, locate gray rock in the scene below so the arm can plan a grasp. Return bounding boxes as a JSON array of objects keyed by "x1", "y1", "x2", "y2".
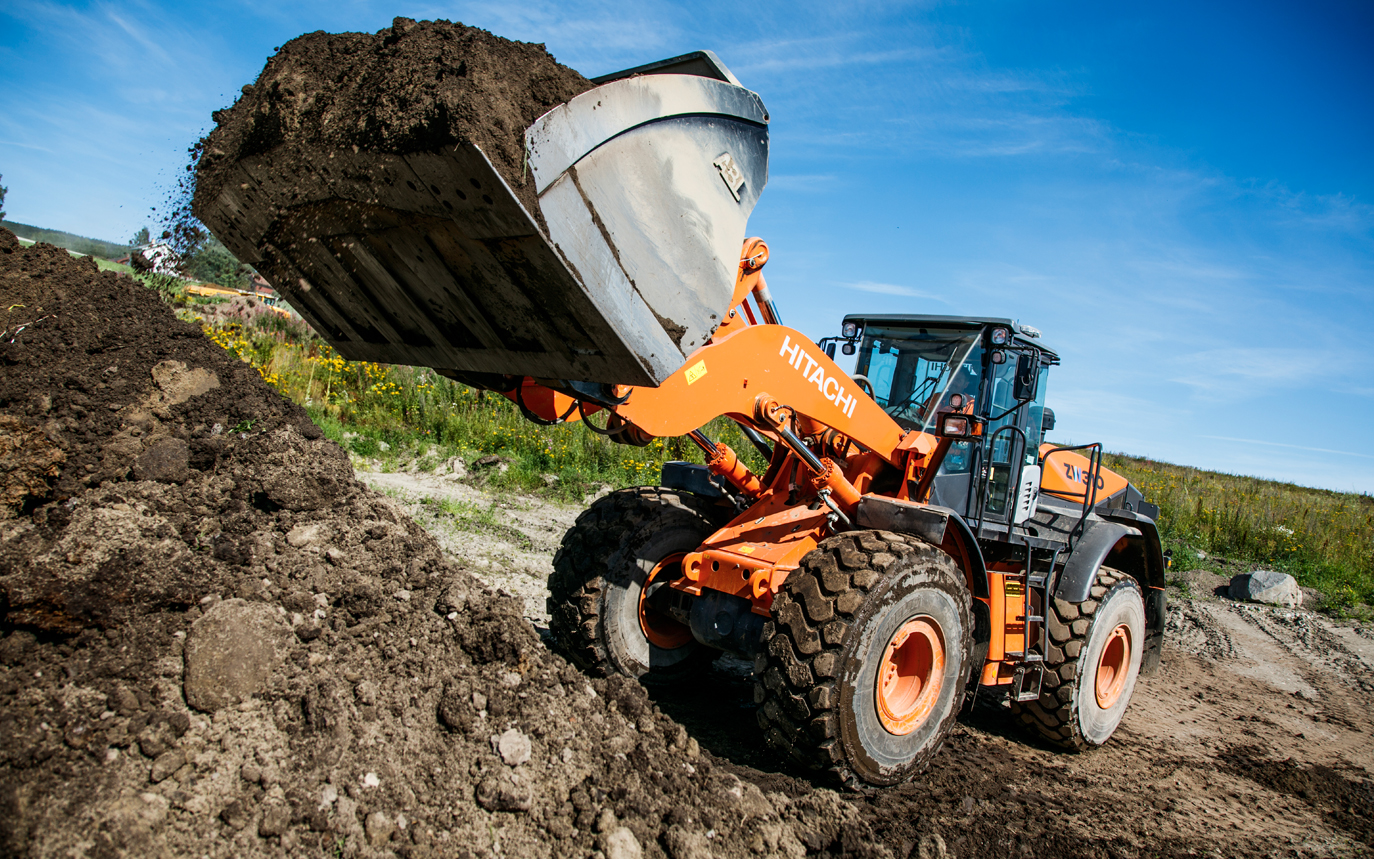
[
  {"x1": 365, "y1": 811, "x2": 394, "y2": 848},
  {"x1": 442, "y1": 457, "x2": 468, "y2": 479},
  {"x1": 183, "y1": 598, "x2": 294, "y2": 712},
  {"x1": 150, "y1": 361, "x2": 220, "y2": 405},
  {"x1": 132, "y1": 437, "x2": 190, "y2": 483},
  {"x1": 1229, "y1": 571, "x2": 1301, "y2": 608},
  {"x1": 663, "y1": 825, "x2": 711, "y2": 859},
  {"x1": 496, "y1": 728, "x2": 531, "y2": 766},
  {"x1": 601, "y1": 827, "x2": 644, "y2": 859},
  {"x1": 149, "y1": 750, "x2": 184, "y2": 783},
  {"x1": 285, "y1": 523, "x2": 328, "y2": 550}
]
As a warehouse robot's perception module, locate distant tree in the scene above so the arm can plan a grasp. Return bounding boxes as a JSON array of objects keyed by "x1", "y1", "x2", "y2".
[
  {"x1": 0, "y1": 174, "x2": 7, "y2": 221},
  {"x1": 131, "y1": 226, "x2": 150, "y2": 246},
  {"x1": 179, "y1": 235, "x2": 253, "y2": 289}
]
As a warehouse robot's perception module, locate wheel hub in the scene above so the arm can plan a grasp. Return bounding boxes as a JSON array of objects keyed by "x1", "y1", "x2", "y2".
[
  {"x1": 638, "y1": 552, "x2": 694, "y2": 650},
  {"x1": 875, "y1": 616, "x2": 945, "y2": 736},
  {"x1": 1094, "y1": 623, "x2": 1132, "y2": 709}
]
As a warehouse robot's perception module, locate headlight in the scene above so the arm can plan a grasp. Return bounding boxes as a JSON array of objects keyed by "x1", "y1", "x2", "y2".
[
  {"x1": 842, "y1": 322, "x2": 859, "y2": 339},
  {"x1": 990, "y1": 327, "x2": 1010, "y2": 345},
  {"x1": 940, "y1": 414, "x2": 973, "y2": 438}
]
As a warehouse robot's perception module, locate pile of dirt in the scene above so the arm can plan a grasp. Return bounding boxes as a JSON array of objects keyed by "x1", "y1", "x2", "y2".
[
  {"x1": 0, "y1": 229, "x2": 882, "y2": 859},
  {"x1": 191, "y1": 18, "x2": 594, "y2": 230}
]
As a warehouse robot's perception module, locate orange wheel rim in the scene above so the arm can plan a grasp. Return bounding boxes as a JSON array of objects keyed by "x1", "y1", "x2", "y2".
[
  {"x1": 638, "y1": 552, "x2": 694, "y2": 650},
  {"x1": 1094, "y1": 623, "x2": 1132, "y2": 709},
  {"x1": 875, "y1": 616, "x2": 945, "y2": 736}
]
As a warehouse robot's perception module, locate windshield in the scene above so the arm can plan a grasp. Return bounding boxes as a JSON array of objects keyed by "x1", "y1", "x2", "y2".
[{"x1": 853, "y1": 325, "x2": 983, "y2": 431}]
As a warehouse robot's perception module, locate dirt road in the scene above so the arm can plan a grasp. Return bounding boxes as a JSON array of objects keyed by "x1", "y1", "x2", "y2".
[{"x1": 362, "y1": 468, "x2": 1374, "y2": 858}]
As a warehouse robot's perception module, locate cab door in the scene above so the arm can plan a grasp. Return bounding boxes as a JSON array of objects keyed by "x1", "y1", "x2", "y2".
[{"x1": 975, "y1": 350, "x2": 1044, "y2": 527}]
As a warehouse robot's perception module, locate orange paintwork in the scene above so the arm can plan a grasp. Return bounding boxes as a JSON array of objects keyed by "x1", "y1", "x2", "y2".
[
  {"x1": 1095, "y1": 624, "x2": 1132, "y2": 708},
  {"x1": 876, "y1": 617, "x2": 945, "y2": 735},
  {"x1": 707, "y1": 443, "x2": 763, "y2": 497},
  {"x1": 639, "y1": 552, "x2": 694, "y2": 650},
  {"x1": 616, "y1": 324, "x2": 909, "y2": 464},
  {"x1": 484, "y1": 238, "x2": 1137, "y2": 691},
  {"x1": 499, "y1": 378, "x2": 593, "y2": 424},
  {"x1": 1039, "y1": 443, "x2": 1129, "y2": 504}
]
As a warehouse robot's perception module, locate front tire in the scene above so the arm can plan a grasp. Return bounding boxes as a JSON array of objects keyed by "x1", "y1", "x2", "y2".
[
  {"x1": 547, "y1": 488, "x2": 723, "y2": 681},
  {"x1": 1012, "y1": 567, "x2": 1145, "y2": 749},
  {"x1": 755, "y1": 531, "x2": 973, "y2": 787}
]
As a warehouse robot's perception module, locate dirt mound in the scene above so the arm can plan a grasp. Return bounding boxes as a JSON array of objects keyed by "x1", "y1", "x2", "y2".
[
  {"x1": 191, "y1": 18, "x2": 594, "y2": 230},
  {"x1": 0, "y1": 230, "x2": 875, "y2": 858}
]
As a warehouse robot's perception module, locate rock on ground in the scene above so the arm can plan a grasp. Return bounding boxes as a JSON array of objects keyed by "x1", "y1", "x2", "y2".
[{"x1": 1229, "y1": 570, "x2": 1302, "y2": 608}]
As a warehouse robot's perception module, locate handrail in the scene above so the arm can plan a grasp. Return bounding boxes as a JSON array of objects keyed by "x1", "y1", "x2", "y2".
[{"x1": 1039, "y1": 442, "x2": 1104, "y2": 549}]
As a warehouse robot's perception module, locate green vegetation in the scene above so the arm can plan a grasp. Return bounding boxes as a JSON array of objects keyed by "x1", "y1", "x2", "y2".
[
  {"x1": 196, "y1": 307, "x2": 765, "y2": 502},
  {"x1": 179, "y1": 235, "x2": 254, "y2": 289},
  {"x1": 179, "y1": 289, "x2": 1369, "y2": 612},
  {"x1": 5, "y1": 221, "x2": 131, "y2": 259},
  {"x1": 1104, "y1": 452, "x2": 1374, "y2": 615},
  {"x1": 0, "y1": 174, "x2": 7, "y2": 220}
]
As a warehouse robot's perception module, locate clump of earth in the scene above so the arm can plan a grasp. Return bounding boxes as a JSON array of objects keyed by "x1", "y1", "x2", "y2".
[
  {"x1": 0, "y1": 227, "x2": 875, "y2": 858},
  {"x1": 190, "y1": 17, "x2": 594, "y2": 234}
]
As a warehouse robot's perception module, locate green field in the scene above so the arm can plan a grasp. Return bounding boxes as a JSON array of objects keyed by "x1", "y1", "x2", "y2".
[
  {"x1": 185, "y1": 294, "x2": 1372, "y2": 615},
  {"x1": 7, "y1": 221, "x2": 131, "y2": 260},
  {"x1": 15, "y1": 236, "x2": 134, "y2": 274}
]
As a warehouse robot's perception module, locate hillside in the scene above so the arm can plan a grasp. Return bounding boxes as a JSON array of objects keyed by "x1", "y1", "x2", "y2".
[
  {"x1": 1100, "y1": 451, "x2": 1373, "y2": 613},
  {"x1": 2, "y1": 221, "x2": 131, "y2": 260}
]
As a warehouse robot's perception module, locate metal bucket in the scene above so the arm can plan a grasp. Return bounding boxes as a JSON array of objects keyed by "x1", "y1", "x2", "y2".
[{"x1": 197, "y1": 55, "x2": 768, "y2": 387}]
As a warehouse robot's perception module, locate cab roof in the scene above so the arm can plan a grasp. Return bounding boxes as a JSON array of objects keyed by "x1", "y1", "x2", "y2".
[{"x1": 842, "y1": 313, "x2": 1060, "y2": 361}]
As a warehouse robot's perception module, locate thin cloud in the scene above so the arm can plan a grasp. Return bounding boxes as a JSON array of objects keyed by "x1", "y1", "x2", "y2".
[
  {"x1": 1202, "y1": 435, "x2": 1374, "y2": 460},
  {"x1": 844, "y1": 281, "x2": 949, "y2": 302}
]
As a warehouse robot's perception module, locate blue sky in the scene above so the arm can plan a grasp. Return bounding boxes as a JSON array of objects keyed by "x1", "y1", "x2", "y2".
[{"x1": 2, "y1": 1, "x2": 1371, "y2": 491}]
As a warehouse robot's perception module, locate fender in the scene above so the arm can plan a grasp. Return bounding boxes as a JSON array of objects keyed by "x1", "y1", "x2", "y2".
[
  {"x1": 932, "y1": 505, "x2": 988, "y2": 599},
  {"x1": 853, "y1": 497, "x2": 987, "y2": 598},
  {"x1": 1099, "y1": 509, "x2": 1167, "y2": 590},
  {"x1": 1053, "y1": 520, "x2": 1139, "y2": 603},
  {"x1": 1100, "y1": 509, "x2": 1168, "y2": 675}
]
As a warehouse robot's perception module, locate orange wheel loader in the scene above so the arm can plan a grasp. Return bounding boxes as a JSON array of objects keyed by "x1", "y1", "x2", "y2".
[{"x1": 198, "y1": 50, "x2": 1168, "y2": 788}]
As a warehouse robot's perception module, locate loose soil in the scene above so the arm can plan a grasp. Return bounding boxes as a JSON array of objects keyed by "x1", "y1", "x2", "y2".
[
  {"x1": 1, "y1": 227, "x2": 1372, "y2": 858},
  {"x1": 191, "y1": 18, "x2": 594, "y2": 231},
  {"x1": 364, "y1": 470, "x2": 1374, "y2": 859}
]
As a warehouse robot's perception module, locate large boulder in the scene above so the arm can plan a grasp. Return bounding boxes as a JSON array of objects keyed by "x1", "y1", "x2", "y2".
[{"x1": 1228, "y1": 570, "x2": 1302, "y2": 608}]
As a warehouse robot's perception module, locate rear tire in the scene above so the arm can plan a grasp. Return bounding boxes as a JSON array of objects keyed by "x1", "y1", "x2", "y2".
[
  {"x1": 1012, "y1": 567, "x2": 1145, "y2": 749},
  {"x1": 547, "y1": 488, "x2": 724, "y2": 681},
  {"x1": 755, "y1": 531, "x2": 973, "y2": 787}
]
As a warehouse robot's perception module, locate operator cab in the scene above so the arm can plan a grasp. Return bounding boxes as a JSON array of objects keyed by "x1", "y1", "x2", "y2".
[{"x1": 836, "y1": 315, "x2": 1058, "y2": 532}]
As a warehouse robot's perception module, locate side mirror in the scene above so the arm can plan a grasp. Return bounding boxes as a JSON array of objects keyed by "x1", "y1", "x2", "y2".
[
  {"x1": 841, "y1": 342, "x2": 855, "y2": 355},
  {"x1": 1042, "y1": 407, "x2": 1056, "y2": 432},
  {"x1": 825, "y1": 341, "x2": 837, "y2": 359},
  {"x1": 1013, "y1": 353, "x2": 1038, "y2": 401}
]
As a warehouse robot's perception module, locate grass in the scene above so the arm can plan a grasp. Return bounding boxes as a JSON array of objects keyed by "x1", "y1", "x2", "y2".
[
  {"x1": 187, "y1": 300, "x2": 766, "y2": 504},
  {"x1": 178, "y1": 290, "x2": 1371, "y2": 614},
  {"x1": 1102, "y1": 452, "x2": 1374, "y2": 616}
]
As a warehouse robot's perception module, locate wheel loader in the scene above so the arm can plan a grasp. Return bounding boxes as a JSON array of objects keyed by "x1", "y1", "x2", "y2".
[{"x1": 197, "y1": 50, "x2": 1168, "y2": 788}]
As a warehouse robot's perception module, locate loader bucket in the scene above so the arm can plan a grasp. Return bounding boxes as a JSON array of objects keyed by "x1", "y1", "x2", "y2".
[{"x1": 196, "y1": 60, "x2": 768, "y2": 388}]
